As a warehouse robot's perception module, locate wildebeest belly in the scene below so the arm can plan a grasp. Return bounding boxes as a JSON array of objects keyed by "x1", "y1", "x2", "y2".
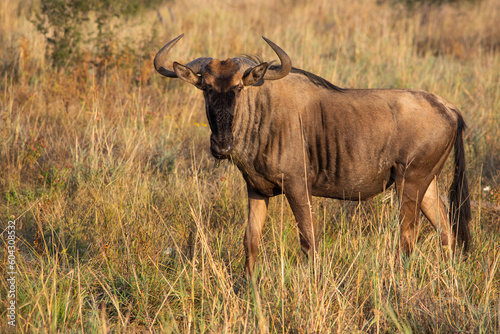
[
  {"x1": 305, "y1": 109, "x2": 398, "y2": 200},
  {"x1": 311, "y1": 161, "x2": 394, "y2": 200}
]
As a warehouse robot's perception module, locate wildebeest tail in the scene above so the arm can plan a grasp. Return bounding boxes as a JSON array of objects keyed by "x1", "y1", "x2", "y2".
[{"x1": 449, "y1": 114, "x2": 471, "y2": 252}]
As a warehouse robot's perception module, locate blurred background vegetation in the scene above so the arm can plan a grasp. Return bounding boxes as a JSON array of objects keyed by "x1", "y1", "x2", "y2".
[{"x1": 0, "y1": 0, "x2": 499, "y2": 332}]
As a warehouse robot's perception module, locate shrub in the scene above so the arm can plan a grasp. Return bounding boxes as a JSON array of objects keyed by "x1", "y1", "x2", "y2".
[{"x1": 32, "y1": 0, "x2": 165, "y2": 68}]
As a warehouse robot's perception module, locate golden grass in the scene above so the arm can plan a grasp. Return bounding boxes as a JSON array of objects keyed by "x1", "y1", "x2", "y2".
[{"x1": 1, "y1": 0, "x2": 500, "y2": 332}]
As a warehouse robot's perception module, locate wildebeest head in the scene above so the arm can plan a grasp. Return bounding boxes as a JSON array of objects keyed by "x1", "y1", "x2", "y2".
[{"x1": 154, "y1": 34, "x2": 292, "y2": 159}]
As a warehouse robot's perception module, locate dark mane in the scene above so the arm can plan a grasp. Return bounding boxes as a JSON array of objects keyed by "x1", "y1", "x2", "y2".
[
  {"x1": 243, "y1": 55, "x2": 344, "y2": 92},
  {"x1": 242, "y1": 54, "x2": 265, "y2": 64},
  {"x1": 287, "y1": 67, "x2": 344, "y2": 92}
]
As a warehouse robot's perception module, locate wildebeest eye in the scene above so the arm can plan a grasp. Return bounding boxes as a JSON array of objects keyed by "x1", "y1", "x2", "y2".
[{"x1": 234, "y1": 85, "x2": 243, "y2": 93}]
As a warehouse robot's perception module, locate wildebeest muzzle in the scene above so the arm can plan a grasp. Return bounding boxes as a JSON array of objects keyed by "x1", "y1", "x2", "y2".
[
  {"x1": 210, "y1": 133, "x2": 233, "y2": 159},
  {"x1": 206, "y1": 91, "x2": 236, "y2": 159}
]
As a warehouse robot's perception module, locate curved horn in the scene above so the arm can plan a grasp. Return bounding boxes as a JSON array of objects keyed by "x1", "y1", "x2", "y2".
[
  {"x1": 155, "y1": 33, "x2": 213, "y2": 78},
  {"x1": 185, "y1": 57, "x2": 214, "y2": 74},
  {"x1": 154, "y1": 33, "x2": 185, "y2": 77},
  {"x1": 262, "y1": 37, "x2": 292, "y2": 80},
  {"x1": 231, "y1": 57, "x2": 259, "y2": 74}
]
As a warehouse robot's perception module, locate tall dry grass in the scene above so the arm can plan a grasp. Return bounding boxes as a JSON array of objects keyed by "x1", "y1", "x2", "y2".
[{"x1": 1, "y1": 0, "x2": 500, "y2": 332}]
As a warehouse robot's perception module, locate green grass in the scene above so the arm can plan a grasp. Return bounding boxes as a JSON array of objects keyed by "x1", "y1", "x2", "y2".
[{"x1": 1, "y1": 0, "x2": 500, "y2": 332}]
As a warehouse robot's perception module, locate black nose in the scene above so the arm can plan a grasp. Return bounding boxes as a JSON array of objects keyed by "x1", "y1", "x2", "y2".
[{"x1": 210, "y1": 138, "x2": 233, "y2": 159}]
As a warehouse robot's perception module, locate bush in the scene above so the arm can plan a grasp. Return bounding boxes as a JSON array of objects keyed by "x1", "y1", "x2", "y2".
[{"x1": 32, "y1": 0, "x2": 165, "y2": 68}]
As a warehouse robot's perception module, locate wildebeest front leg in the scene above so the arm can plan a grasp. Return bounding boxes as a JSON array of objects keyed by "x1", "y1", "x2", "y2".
[
  {"x1": 244, "y1": 189, "x2": 269, "y2": 277},
  {"x1": 285, "y1": 187, "x2": 317, "y2": 256}
]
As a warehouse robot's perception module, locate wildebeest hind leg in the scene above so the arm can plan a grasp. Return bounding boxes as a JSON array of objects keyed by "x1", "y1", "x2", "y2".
[
  {"x1": 396, "y1": 174, "x2": 426, "y2": 256},
  {"x1": 421, "y1": 178, "x2": 456, "y2": 255},
  {"x1": 244, "y1": 189, "x2": 269, "y2": 278}
]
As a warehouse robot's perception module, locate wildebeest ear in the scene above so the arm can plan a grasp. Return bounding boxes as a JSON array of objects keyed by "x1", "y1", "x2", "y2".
[
  {"x1": 173, "y1": 62, "x2": 202, "y2": 88},
  {"x1": 243, "y1": 63, "x2": 269, "y2": 86}
]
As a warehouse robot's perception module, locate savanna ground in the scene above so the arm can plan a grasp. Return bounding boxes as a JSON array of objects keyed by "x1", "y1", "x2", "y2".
[{"x1": 1, "y1": 0, "x2": 500, "y2": 332}]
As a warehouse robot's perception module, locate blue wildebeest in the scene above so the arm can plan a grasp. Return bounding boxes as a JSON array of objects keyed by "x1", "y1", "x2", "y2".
[{"x1": 155, "y1": 34, "x2": 471, "y2": 277}]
